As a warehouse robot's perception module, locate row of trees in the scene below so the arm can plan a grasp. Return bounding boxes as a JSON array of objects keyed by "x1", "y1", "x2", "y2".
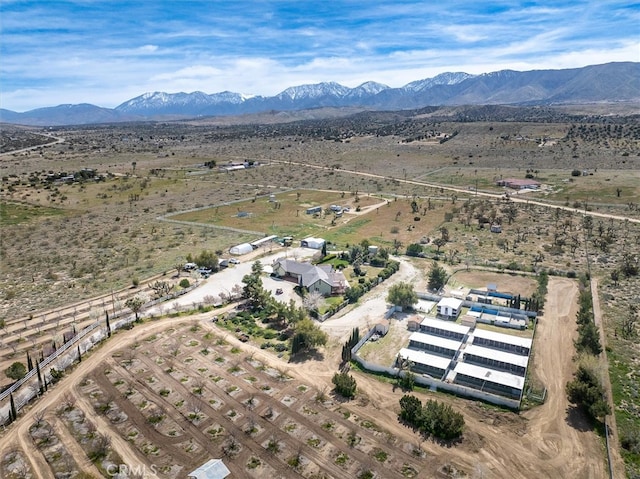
[{"x1": 566, "y1": 275, "x2": 609, "y2": 423}]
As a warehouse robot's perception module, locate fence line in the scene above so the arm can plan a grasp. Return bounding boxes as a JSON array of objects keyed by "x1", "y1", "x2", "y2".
[{"x1": 0, "y1": 283, "x2": 199, "y2": 418}]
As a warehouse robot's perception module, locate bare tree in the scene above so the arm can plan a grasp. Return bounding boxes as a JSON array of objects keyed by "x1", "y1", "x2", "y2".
[
  {"x1": 90, "y1": 432, "x2": 112, "y2": 461},
  {"x1": 192, "y1": 378, "x2": 205, "y2": 396},
  {"x1": 222, "y1": 434, "x2": 240, "y2": 457},
  {"x1": 621, "y1": 304, "x2": 638, "y2": 339},
  {"x1": 303, "y1": 291, "x2": 325, "y2": 312},
  {"x1": 61, "y1": 393, "x2": 76, "y2": 411},
  {"x1": 33, "y1": 409, "x2": 46, "y2": 427}
]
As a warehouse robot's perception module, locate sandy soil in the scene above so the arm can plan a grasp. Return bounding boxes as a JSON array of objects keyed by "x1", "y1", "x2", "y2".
[{"x1": 0, "y1": 273, "x2": 607, "y2": 479}]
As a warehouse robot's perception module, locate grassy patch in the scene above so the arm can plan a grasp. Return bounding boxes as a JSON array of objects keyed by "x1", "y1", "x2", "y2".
[{"x1": 0, "y1": 201, "x2": 65, "y2": 225}]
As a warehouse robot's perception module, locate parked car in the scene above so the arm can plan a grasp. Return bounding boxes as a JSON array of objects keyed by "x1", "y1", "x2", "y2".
[
  {"x1": 198, "y1": 267, "x2": 212, "y2": 275},
  {"x1": 275, "y1": 288, "x2": 283, "y2": 295},
  {"x1": 229, "y1": 258, "x2": 240, "y2": 264}
]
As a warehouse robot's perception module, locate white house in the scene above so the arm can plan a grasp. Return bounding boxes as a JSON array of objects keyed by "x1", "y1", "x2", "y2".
[{"x1": 436, "y1": 297, "x2": 463, "y2": 320}]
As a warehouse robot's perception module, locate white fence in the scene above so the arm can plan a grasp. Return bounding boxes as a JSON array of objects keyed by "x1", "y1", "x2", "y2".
[{"x1": 350, "y1": 327, "x2": 521, "y2": 409}]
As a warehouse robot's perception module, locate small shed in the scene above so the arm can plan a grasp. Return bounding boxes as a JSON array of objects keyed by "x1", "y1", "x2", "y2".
[
  {"x1": 229, "y1": 243, "x2": 253, "y2": 255},
  {"x1": 301, "y1": 237, "x2": 325, "y2": 249},
  {"x1": 375, "y1": 319, "x2": 390, "y2": 336},
  {"x1": 188, "y1": 458, "x2": 230, "y2": 479},
  {"x1": 407, "y1": 318, "x2": 421, "y2": 331},
  {"x1": 460, "y1": 314, "x2": 477, "y2": 328}
]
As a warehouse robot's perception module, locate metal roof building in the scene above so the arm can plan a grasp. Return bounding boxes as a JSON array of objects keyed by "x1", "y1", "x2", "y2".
[
  {"x1": 398, "y1": 347, "x2": 452, "y2": 379},
  {"x1": 453, "y1": 362, "x2": 525, "y2": 399},
  {"x1": 408, "y1": 331, "x2": 463, "y2": 358},
  {"x1": 462, "y1": 344, "x2": 529, "y2": 376},
  {"x1": 471, "y1": 328, "x2": 532, "y2": 356},
  {"x1": 188, "y1": 459, "x2": 230, "y2": 479},
  {"x1": 420, "y1": 316, "x2": 470, "y2": 340}
]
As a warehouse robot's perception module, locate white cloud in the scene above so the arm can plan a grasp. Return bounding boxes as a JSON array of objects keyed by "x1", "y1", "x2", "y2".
[{"x1": 138, "y1": 44, "x2": 159, "y2": 53}]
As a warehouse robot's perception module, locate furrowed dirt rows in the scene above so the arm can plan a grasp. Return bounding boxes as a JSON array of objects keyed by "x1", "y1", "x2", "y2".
[
  {"x1": 84, "y1": 323, "x2": 428, "y2": 477},
  {"x1": 0, "y1": 276, "x2": 606, "y2": 478}
]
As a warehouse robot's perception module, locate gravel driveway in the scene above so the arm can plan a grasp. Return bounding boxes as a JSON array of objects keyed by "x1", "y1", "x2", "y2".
[{"x1": 146, "y1": 247, "x2": 317, "y2": 314}]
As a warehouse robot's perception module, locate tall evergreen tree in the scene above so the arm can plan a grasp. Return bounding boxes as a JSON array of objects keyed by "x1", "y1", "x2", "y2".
[
  {"x1": 106, "y1": 311, "x2": 111, "y2": 338},
  {"x1": 26, "y1": 351, "x2": 33, "y2": 371},
  {"x1": 36, "y1": 360, "x2": 43, "y2": 394},
  {"x1": 9, "y1": 393, "x2": 17, "y2": 421}
]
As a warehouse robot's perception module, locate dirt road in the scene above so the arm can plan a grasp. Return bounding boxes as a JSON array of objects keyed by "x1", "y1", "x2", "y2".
[
  {"x1": 591, "y1": 278, "x2": 625, "y2": 477},
  {"x1": 0, "y1": 275, "x2": 608, "y2": 478}
]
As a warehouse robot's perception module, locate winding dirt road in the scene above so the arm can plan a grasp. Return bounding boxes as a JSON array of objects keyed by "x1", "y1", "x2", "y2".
[{"x1": 0, "y1": 275, "x2": 608, "y2": 479}]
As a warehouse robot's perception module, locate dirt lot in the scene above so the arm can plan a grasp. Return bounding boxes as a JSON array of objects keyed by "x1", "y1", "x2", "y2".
[{"x1": 0, "y1": 270, "x2": 607, "y2": 479}]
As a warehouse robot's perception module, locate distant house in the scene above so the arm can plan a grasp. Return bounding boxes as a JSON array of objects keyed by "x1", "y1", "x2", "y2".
[
  {"x1": 496, "y1": 178, "x2": 540, "y2": 190},
  {"x1": 436, "y1": 297, "x2": 463, "y2": 320},
  {"x1": 188, "y1": 459, "x2": 230, "y2": 479},
  {"x1": 272, "y1": 258, "x2": 348, "y2": 296}
]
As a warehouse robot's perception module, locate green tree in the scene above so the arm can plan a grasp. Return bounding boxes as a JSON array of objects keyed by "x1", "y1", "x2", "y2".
[
  {"x1": 621, "y1": 304, "x2": 638, "y2": 339},
  {"x1": 406, "y1": 243, "x2": 423, "y2": 257},
  {"x1": 566, "y1": 363, "x2": 610, "y2": 420},
  {"x1": 387, "y1": 281, "x2": 418, "y2": 310},
  {"x1": 290, "y1": 317, "x2": 328, "y2": 355},
  {"x1": 433, "y1": 237, "x2": 447, "y2": 252},
  {"x1": 575, "y1": 321, "x2": 602, "y2": 355},
  {"x1": 428, "y1": 261, "x2": 447, "y2": 291},
  {"x1": 242, "y1": 268, "x2": 271, "y2": 312},
  {"x1": 125, "y1": 296, "x2": 145, "y2": 322},
  {"x1": 5, "y1": 361, "x2": 27, "y2": 381},
  {"x1": 399, "y1": 394, "x2": 422, "y2": 423},
  {"x1": 194, "y1": 250, "x2": 220, "y2": 271},
  {"x1": 332, "y1": 372, "x2": 357, "y2": 399}
]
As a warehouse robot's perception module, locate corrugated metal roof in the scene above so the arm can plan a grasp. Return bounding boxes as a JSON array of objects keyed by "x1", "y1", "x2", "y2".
[
  {"x1": 454, "y1": 362, "x2": 524, "y2": 390},
  {"x1": 188, "y1": 459, "x2": 230, "y2": 479}
]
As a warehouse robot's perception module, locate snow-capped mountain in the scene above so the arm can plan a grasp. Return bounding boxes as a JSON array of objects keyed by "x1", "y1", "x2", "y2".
[
  {"x1": 116, "y1": 91, "x2": 250, "y2": 115},
  {"x1": 3, "y1": 62, "x2": 638, "y2": 126},
  {"x1": 403, "y1": 72, "x2": 475, "y2": 92},
  {"x1": 345, "y1": 81, "x2": 390, "y2": 99},
  {"x1": 275, "y1": 82, "x2": 351, "y2": 101}
]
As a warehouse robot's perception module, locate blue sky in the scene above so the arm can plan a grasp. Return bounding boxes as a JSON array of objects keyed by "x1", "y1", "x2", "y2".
[{"x1": 1, "y1": 0, "x2": 638, "y2": 111}]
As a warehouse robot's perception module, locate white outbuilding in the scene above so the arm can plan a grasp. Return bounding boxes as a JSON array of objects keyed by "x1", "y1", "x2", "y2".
[
  {"x1": 229, "y1": 243, "x2": 253, "y2": 255},
  {"x1": 300, "y1": 237, "x2": 326, "y2": 249}
]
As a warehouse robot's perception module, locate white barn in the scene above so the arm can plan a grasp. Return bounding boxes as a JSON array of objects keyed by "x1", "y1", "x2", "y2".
[{"x1": 229, "y1": 243, "x2": 253, "y2": 255}]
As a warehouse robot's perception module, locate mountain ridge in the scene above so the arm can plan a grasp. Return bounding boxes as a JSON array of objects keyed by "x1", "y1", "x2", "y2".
[{"x1": 2, "y1": 62, "x2": 638, "y2": 126}]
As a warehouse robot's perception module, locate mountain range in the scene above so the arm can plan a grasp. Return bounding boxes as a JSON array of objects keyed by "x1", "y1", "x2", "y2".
[{"x1": 2, "y1": 62, "x2": 638, "y2": 126}]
